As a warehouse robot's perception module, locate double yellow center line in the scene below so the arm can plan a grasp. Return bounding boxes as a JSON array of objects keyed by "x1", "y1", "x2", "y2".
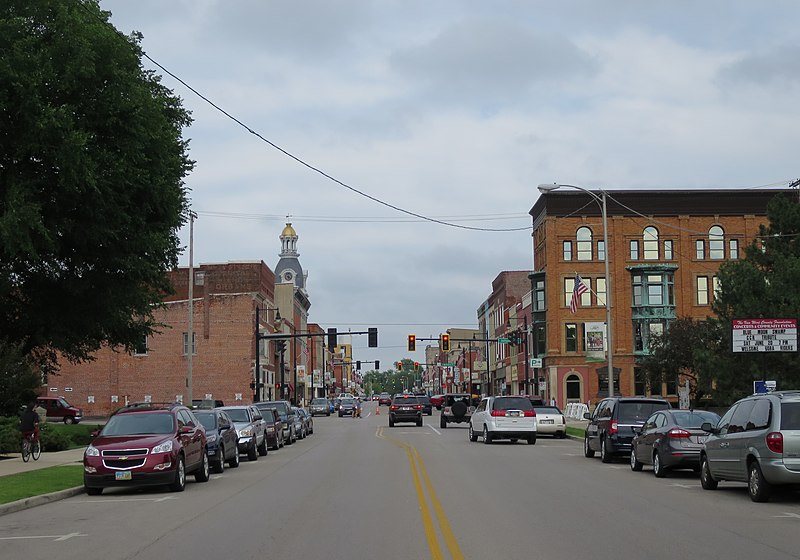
[{"x1": 376, "y1": 426, "x2": 464, "y2": 560}]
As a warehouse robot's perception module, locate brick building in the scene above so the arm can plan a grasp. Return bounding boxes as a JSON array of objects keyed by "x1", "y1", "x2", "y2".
[{"x1": 528, "y1": 188, "x2": 790, "y2": 408}]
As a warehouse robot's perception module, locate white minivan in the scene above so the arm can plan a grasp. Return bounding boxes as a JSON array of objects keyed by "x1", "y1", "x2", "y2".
[{"x1": 469, "y1": 396, "x2": 537, "y2": 445}]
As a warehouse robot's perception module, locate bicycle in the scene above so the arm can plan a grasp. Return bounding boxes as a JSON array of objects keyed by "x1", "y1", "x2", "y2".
[{"x1": 21, "y1": 432, "x2": 41, "y2": 462}]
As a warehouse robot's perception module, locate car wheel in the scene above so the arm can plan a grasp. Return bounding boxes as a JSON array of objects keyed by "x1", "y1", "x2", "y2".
[
  {"x1": 247, "y1": 441, "x2": 258, "y2": 461},
  {"x1": 338, "y1": 411, "x2": 342, "y2": 417},
  {"x1": 271, "y1": 437, "x2": 280, "y2": 451},
  {"x1": 64, "y1": 416, "x2": 75, "y2": 425},
  {"x1": 584, "y1": 435, "x2": 596, "y2": 458},
  {"x1": 417, "y1": 417, "x2": 423, "y2": 427},
  {"x1": 85, "y1": 486, "x2": 103, "y2": 496},
  {"x1": 213, "y1": 446, "x2": 225, "y2": 474},
  {"x1": 748, "y1": 460, "x2": 773, "y2": 502},
  {"x1": 469, "y1": 424, "x2": 478, "y2": 442},
  {"x1": 700, "y1": 455, "x2": 718, "y2": 490},
  {"x1": 528, "y1": 435, "x2": 536, "y2": 445},
  {"x1": 653, "y1": 450, "x2": 667, "y2": 478},
  {"x1": 389, "y1": 417, "x2": 395, "y2": 427},
  {"x1": 195, "y1": 450, "x2": 210, "y2": 482},
  {"x1": 630, "y1": 447, "x2": 643, "y2": 471},
  {"x1": 600, "y1": 437, "x2": 613, "y2": 463},
  {"x1": 440, "y1": 416, "x2": 447, "y2": 429},
  {"x1": 483, "y1": 425, "x2": 492, "y2": 445},
  {"x1": 558, "y1": 431, "x2": 567, "y2": 439},
  {"x1": 228, "y1": 448, "x2": 240, "y2": 468},
  {"x1": 169, "y1": 455, "x2": 186, "y2": 492},
  {"x1": 258, "y1": 436, "x2": 268, "y2": 456}
]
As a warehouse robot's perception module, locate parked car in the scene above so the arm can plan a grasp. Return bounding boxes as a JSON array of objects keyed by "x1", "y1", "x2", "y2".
[
  {"x1": 430, "y1": 394, "x2": 445, "y2": 410},
  {"x1": 700, "y1": 390, "x2": 800, "y2": 502},
  {"x1": 469, "y1": 396, "x2": 537, "y2": 445},
  {"x1": 339, "y1": 397, "x2": 356, "y2": 417},
  {"x1": 378, "y1": 392, "x2": 392, "y2": 406},
  {"x1": 191, "y1": 398, "x2": 224, "y2": 409},
  {"x1": 83, "y1": 402, "x2": 209, "y2": 495},
  {"x1": 309, "y1": 398, "x2": 331, "y2": 417},
  {"x1": 630, "y1": 409, "x2": 721, "y2": 477},
  {"x1": 584, "y1": 397, "x2": 671, "y2": 463},
  {"x1": 292, "y1": 406, "x2": 308, "y2": 438},
  {"x1": 389, "y1": 394, "x2": 423, "y2": 427},
  {"x1": 297, "y1": 408, "x2": 314, "y2": 435},
  {"x1": 440, "y1": 393, "x2": 474, "y2": 428},
  {"x1": 532, "y1": 405, "x2": 567, "y2": 438},
  {"x1": 219, "y1": 405, "x2": 268, "y2": 460},
  {"x1": 193, "y1": 409, "x2": 240, "y2": 473},
  {"x1": 37, "y1": 396, "x2": 83, "y2": 424},
  {"x1": 256, "y1": 400, "x2": 297, "y2": 444},
  {"x1": 417, "y1": 395, "x2": 433, "y2": 416},
  {"x1": 254, "y1": 405, "x2": 284, "y2": 450}
]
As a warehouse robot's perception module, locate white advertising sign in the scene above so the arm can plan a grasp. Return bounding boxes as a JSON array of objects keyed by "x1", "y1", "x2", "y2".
[{"x1": 732, "y1": 319, "x2": 797, "y2": 352}]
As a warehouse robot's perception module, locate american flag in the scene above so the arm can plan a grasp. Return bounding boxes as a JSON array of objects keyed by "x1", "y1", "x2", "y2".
[{"x1": 570, "y1": 274, "x2": 589, "y2": 314}]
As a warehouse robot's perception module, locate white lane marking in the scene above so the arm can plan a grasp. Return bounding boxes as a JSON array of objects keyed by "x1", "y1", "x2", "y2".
[
  {"x1": 670, "y1": 483, "x2": 694, "y2": 489},
  {"x1": 80, "y1": 496, "x2": 177, "y2": 504},
  {"x1": 429, "y1": 426, "x2": 441, "y2": 435},
  {"x1": 0, "y1": 533, "x2": 87, "y2": 541},
  {"x1": 773, "y1": 512, "x2": 800, "y2": 519}
]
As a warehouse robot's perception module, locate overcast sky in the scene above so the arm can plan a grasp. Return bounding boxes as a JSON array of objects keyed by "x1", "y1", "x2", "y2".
[{"x1": 101, "y1": 1, "x2": 800, "y2": 370}]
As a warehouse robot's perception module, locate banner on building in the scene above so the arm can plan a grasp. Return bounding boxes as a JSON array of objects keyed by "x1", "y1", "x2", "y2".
[
  {"x1": 313, "y1": 369, "x2": 322, "y2": 386},
  {"x1": 296, "y1": 365, "x2": 306, "y2": 381},
  {"x1": 585, "y1": 322, "x2": 607, "y2": 362}
]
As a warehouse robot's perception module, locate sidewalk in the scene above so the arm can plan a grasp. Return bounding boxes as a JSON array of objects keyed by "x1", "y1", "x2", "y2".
[{"x1": 0, "y1": 446, "x2": 86, "y2": 478}]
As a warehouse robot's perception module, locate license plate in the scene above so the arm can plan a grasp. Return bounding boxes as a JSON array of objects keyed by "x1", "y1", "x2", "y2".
[
  {"x1": 115, "y1": 471, "x2": 132, "y2": 481},
  {"x1": 509, "y1": 411, "x2": 521, "y2": 417},
  {"x1": 402, "y1": 407, "x2": 410, "y2": 411},
  {"x1": 540, "y1": 419, "x2": 554, "y2": 424}
]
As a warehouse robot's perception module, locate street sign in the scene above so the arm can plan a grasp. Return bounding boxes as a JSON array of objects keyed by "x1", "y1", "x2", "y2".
[
  {"x1": 732, "y1": 319, "x2": 797, "y2": 352},
  {"x1": 529, "y1": 358, "x2": 543, "y2": 368},
  {"x1": 443, "y1": 363, "x2": 455, "y2": 367},
  {"x1": 754, "y1": 380, "x2": 777, "y2": 394},
  {"x1": 498, "y1": 338, "x2": 510, "y2": 343}
]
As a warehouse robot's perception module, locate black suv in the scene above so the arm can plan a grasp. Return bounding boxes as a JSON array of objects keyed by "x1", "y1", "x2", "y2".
[
  {"x1": 440, "y1": 393, "x2": 473, "y2": 429},
  {"x1": 389, "y1": 394, "x2": 423, "y2": 427},
  {"x1": 584, "y1": 397, "x2": 670, "y2": 463}
]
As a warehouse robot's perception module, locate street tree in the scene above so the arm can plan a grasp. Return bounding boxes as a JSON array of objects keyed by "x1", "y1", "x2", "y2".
[
  {"x1": 0, "y1": 0, "x2": 194, "y2": 376},
  {"x1": 699, "y1": 194, "x2": 800, "y2": 402}
]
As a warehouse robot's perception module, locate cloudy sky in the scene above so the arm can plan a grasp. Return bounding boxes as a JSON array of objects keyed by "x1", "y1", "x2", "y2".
[{"x1": 101, "y1": 0, "x2": 799, "y2": 369}]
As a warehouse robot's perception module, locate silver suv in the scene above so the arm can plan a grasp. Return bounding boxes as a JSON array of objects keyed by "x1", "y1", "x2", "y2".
[{"x1": 700, "y1": 390, "x2": 800, "y2": 502}]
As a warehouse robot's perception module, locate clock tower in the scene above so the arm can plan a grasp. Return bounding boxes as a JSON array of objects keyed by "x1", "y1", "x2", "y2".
[{"x1": 275, "y1": 222, "x2": 307, "y2": 294}]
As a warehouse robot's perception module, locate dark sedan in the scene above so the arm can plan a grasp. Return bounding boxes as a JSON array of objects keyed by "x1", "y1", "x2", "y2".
[
  {"x1": 417, "y1": 395, "x2": 433, "y2": 416},
  {"x1": 193, "y1": 409, "x2": 240, "y2": 473},
  {"x1": 630, "y1": 409, "x2": 721, "y2": 477},
  {"x1": 338, "y1": 398, "x2": 355, "y2": 417},
  {"x1": 309, "y1": 398, "x2": 331, "y2": 417}
]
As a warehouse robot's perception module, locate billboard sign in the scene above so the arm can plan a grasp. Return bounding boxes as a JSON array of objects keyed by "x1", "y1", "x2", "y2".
[{"x1": 732, "y1": 319, "x2": 797, "y2": 353}]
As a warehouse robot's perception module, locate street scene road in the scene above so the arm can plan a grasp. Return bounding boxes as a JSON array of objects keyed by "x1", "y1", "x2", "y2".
[{"x1": 2, "y1": 402, "x2": 798, "y2": 560}]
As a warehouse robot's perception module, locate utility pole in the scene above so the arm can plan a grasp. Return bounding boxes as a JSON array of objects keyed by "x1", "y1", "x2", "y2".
[{"x1": 186, "y1": 211, "x2": 196, "y2": 407}]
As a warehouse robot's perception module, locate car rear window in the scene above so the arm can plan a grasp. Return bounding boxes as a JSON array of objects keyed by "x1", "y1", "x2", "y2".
[
  {"x1": 393, "y1": 396, "x2": 419, "y2": 404},
  {"x1": 671, "y1": 410, "x2": 720, "y2": 428},
  {"x1": 617, "y1": 401, "x2": 670, "y2": 422},
  {"x1": 781, "y1": 402, "x2": 800, "y2": 429},
  {"x1": 494, "y1": 397, "x2": 533, "y2": 411},
  {"x1": 103, "y1": 412, "x2": 174, "y2": 436},
  {"x1": 534, "y1": 406, "x2": 561, "y2": 415}
]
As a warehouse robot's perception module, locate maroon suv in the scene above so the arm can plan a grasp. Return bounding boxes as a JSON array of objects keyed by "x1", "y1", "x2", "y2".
[{"x1": 83, "y1": 402, "x2": 210, "y2": 495}]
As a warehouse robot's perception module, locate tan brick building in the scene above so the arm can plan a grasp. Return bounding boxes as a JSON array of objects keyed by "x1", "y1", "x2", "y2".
[{"x1": 529, "y1": 188, "x2": 789, "y2": 408}]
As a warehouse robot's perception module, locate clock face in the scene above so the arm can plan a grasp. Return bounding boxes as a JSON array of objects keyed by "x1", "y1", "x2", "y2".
[{"x1": 283, "y1": 272, "x2": 293, "y2": 282}]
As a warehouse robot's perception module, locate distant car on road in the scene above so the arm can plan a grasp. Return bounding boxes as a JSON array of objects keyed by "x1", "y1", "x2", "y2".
[
  {"x1": 309, "y1": 398, "x2": 331, "y2": 417},
  {"x1": 417, "y1": 395, "x2": 433, "y2": 416},
  {"x1": 378, "y1": 392, "x2": 392, "y2": 406},
  {"x1": 256, "y1": 400, "x2": 297, "y2": 444},
  {"x1": 37, "y1": 396, "x2": 83, "y2": 424},
  {"x1": 193, "y1": 408, "x2": 240, "y2": 473},
  {"x1": 469, "y1": 396, "x2": 537, "y2": 445},
  {"x1": 430, "y1": 394, "x2": 444, "y2": 410},
  {"x1": 532, "y1": 405, "x2": 566, "y2": 438},
  {"x1": 389, "y1": 394, "x2": 423, "y2": 427},
  {"x1": 440, "y1": 393, "x2": 474, "y2": 428},
  {"x1": 339, "y1": 397, "x2": 356, "y2": 417},
  {"x1": 584, "y1": 397, "x2": 671, "y2": 463},
  {"x1": 219, "y1": 405, "x2": 268, "y2": 461}
]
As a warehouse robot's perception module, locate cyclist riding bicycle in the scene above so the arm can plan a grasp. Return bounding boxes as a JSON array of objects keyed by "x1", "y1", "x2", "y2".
[{"x1": 20, "y1": 402, "x2": 40, "y2": 446}]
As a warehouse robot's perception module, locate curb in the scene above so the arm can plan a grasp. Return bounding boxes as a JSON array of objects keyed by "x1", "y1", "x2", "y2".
[{"x1": 0, "y1": 486, "x2": 84, "y2": 517}]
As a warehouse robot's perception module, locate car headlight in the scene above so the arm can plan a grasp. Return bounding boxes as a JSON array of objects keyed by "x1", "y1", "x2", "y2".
[
  {"x1": 206, "y1": 433, "x2": 217, "y2": 443},
  {"x1": 239, "y1": 427, "x2": 253, "y2": 437},
  {"x1": 152, "y1": 440, "x2": 173, "y2": 454},
  {"x1": 85, "y1": 445, "x2": 100, "y2": 457}
]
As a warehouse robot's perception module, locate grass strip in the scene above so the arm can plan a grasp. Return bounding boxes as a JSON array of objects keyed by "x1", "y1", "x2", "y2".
[
  {"x1": 0, "y1": 465, "x2": 83, "y2": 504},
  {"x1": 566, "y1": 426, "x2": 586, "y2": 438}
]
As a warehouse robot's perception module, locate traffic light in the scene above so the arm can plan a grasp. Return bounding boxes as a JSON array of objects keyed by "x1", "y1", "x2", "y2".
[
  {"x1": 440, "y1": 333, "x2": 450, "y2": 352},
  {"x1": 407, "y1": 334, "x2": 416, "y2": 352},
  {"x1": 374, "y1": 360, "x2": 380, "y2": 370},
  {"x1": 327, "y1": 328, "x2": 337, "y2": 349},
  {"x1": 414, "y1": 361, "x2": 420, "y2": 372},
  {"x1": 396, "y1": 361, "x2": 403, "y2": 370},
  {"x1": 368, "y1": 327, "x2": 378, "y2": 347},
  {"x1": 356, "y1": 360, "x2": 361, "y2": 370}
]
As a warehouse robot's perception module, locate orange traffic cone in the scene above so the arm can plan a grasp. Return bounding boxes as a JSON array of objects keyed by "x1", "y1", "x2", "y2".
[{"x1": 375, "y1": 403, "x2": 380, "y2": 415}]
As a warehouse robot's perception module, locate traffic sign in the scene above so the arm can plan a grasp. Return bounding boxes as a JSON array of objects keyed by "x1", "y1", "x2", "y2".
[
  {"x1": 529, "y1": 358, "x2": 543, "y2": 368},
  {"x1": 498, "y1": 338, "x2": 510, "y2": 343},
  {"x1": 732, "y1": 319, "x2": 797, "y2": 352}
]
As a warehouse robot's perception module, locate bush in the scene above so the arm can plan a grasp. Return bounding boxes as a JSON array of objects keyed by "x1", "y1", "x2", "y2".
[
  {"x1": 38, "y1": 424, "x2": 73, "y2": 451},
  {"x1": 0, "y1": 416, "x2": 20, "y2": 454}
]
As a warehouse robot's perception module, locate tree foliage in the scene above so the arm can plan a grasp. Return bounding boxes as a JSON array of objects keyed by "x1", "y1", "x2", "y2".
[
  {"x1": 0, "y1": 0, "x2": 193, "y2": 374},
  {"x1": 0, "y1": 339, "x2": 40, "y2": 416}
]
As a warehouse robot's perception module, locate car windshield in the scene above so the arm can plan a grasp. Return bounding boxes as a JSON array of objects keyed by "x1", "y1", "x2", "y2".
[
  {"x1": 671, "y1": 410, "x2": 720, "y2": 428},
  {"x1": 534, "y1": 406, "x2": 562, "y2": 414},
  {"x1": 341, "y1": 399, "x2": 354, "y2": 405},
  {"x1": 224, "y1": 408, "x2": 251, "y2": 423},
  {"x1": 312, "y1": 399, "x2": 327, "y2": 405},
  {"x1": 618, "y1": 401, "x2": 670, "y2": 422},
  {"x1": 781, "y1": 402, "x2": 800, "y2": 429},
  {"x1": 193, "y1": 412, "x2": 216, "y2": 431},
  {"x1": 493, "y1": 397, "x2": 532, "y2": 411},
  {"x1": 102, "y1": 412, "x2": 174, "y2": 436}
]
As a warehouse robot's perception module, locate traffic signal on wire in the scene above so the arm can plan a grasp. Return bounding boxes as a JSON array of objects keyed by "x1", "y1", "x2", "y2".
[
  {"x1": 414, "y1": 362, "x2": 420, "y2": 372},
  {"x1": 440, "y1": 333, "x2": 450, "y2": 352},
  {"x1": 407, "y1": 334, "x2": 416, "y2": 352},
  {"x1": 356, "y1": 360, "x2": 361, "y2": 370}
]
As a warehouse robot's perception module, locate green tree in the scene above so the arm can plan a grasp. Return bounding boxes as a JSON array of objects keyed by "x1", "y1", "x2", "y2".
[
  {"x1": 0, "y1": 0, "x2": 193, "y2": 375},
  {"x1": 701, "y1": 194, "x2": 800, "y2": 403},
  {"x1": 0, "y1": 339, "x2": 40, "y2": 416}
]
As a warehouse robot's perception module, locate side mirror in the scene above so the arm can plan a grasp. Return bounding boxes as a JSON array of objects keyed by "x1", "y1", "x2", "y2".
[
  {"x1": 90, "y1": 429, "x2": 100, "y2": 439},
  {"x1": 583, "y1": 412, "x2": 592, "y2": 420},
  {"x1": 180, "y1": 425, "x2": 194, "y2": 434},
  {"x1": 700, "y1": 422, "x2": 718, "y2": 434},
  {"x1": 254, "y1": 415, "x2": 262, "y2": 421},
  {"x1": 633, "y1": 428, "x2": 642, "y2": 436}
]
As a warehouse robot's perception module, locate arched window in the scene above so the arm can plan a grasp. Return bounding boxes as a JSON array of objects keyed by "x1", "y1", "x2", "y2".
[
  {"x1": 643, "y1": 226, "x2": 659, "y2": 260},
  {"x1": 709, "y1": 225, "x2": 724, "y2": 259},
  {"x1": 576, "y1": 227, "x2": 592, "y2": 261},
  {"x1": 566, "y1": 374, "x2": 582, "y2": 400}
]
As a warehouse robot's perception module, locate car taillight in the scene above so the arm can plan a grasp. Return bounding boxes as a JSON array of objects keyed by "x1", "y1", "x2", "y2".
[
  {"x1": 523, "y1": 410, "x2": 536, "y2": 417},
  {"x1": 390, "y1": 405, "x2": 398, "y2": 411},
  {"x1": 609, "y1": 421, "x2": 618, "y2": 435},
  {"x1": 490, "y1": 410, "x2": 506, "y2": 417},
  {"x1": 415, "y1": 405, "x2": 422, "y2": 410},
  {"x1": 766, "y1": 432, "x2": 783, "y2": 454},
  {"x1": 667, "y1": 428, "x2": 691, "y2": 439}
]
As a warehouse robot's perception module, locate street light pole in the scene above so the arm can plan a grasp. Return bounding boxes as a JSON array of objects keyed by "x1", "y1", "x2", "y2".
[{"x1": 538, "y1": 183, "x2": 614, "y2": 398}]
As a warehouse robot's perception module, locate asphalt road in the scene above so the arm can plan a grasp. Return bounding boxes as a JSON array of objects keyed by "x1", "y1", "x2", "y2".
[{"x1": 1, "y1": 402, "x2": 799, "y2": 560}]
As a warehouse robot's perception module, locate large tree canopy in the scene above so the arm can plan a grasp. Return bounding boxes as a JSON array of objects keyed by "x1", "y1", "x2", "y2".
[{"x1": 0, "y1": 0, "x2": 193, "y2": 372}]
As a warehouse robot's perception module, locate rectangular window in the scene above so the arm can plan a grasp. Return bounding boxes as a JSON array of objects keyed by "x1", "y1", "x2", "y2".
[
  {"x1": 564, "y1": 277, "x2": 575, "y2": 308},
  {"x1": 183, "y1": 332, "x2": 197, "y2": 355},
  {"x1": 134, "y1": 336, "x2": 148, "y2": 356},
  {"x1": 580, "y1": 278, "x2": 591, "y2": 307},
  {"x1": 729, "y1": 239, "x2": 739, "y2": 260},
  {"x1": 665, "y1": 376, "x2": 677, "y2": 396},
  {"x1": 565, "y1": 324, "x2": 578, "y2": 352},
  {"x1": 534, "y1": 280, "x2": 545, "y2": 311},
  {"x1": 630, "y1": 240, "x2": 639, "y2": 260},
  {"x1": 696, "y1": 240, "x2": 705, "y2": 259},
  {"x1": 634, "y1": 321, "x2": 644, "y2": 351},
  {"x1": 647, "y1": 274, "x2": 663, "y2": 305},
  {"x1": 577, "y1": 241, "x2": 592, "y2": 261},
  {"x1": 597, "y1": 240, "x2": 605, "y2": 262},
  {"x1": 596, "y1": 277, "x2": 606, "y2": 306},
  {"x1": 634, "y1": 367, "x2": 646, "y2": 396},
  {"x1": 643, "y1": 237, "x2": 659, "y2": 260},
  {"x1": 535, "y1": 324, "x2": 546, "y2": 357},
  {"x1": 632, "y1": 275, "x2": 642, "y2": 306},
  {"x1": 697, "y1": 276, "x2": 709, "y2": 305},
  {"x1": 664, "y1": 240, "x2": 673, "y2": 260},
  {"x1": 563, "y1": 240, "x2": 573, "y2": 261}
]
